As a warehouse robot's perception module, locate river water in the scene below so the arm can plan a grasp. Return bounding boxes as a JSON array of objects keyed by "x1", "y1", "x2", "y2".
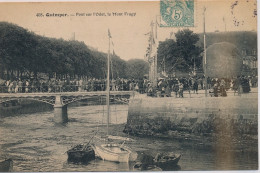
[{"x1": 0, "y1": 103, "x2": 258, "y2": 171}]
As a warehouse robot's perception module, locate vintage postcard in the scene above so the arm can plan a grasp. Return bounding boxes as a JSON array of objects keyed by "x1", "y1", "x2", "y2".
[{"x1": 0, "y1": 0, "x2": 258, "y2": 172}]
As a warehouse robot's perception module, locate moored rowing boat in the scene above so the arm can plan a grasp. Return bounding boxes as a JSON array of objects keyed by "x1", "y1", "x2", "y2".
[
  {"x1": 67, "y1": 144, "x2": 95, "y2": 163},
  {"x1": 154, "y1": 152, "x2": 181, "y2": 170},
  {"x1": 0, "y1": 159, "x2": 13, "y2": 172},
  {"x1": 93, "y1": 143, "x2": 137, "y2": 163}
]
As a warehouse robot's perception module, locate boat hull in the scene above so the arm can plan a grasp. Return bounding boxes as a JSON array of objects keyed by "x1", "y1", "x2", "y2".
[
  {"x1": 93, "y1": 144, "x2": 137, "y2": 163},
  {"x1": 0, "y1": 159, "x2": 13, "y2": 172},
  {"x1": 67, "y1": 144, "x2": 95, "y2": 163},
  {"x1": 155, "y1": 154, "x2": 181, "y2": 170}
]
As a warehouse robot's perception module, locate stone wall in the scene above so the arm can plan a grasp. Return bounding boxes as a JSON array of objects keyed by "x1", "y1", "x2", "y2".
[{"x1": 124, "y1": 96, "x2": 258, "y2": 140}]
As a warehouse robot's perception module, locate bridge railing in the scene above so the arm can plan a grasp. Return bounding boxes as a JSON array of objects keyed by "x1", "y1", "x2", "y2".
[
  {"x1": 0, "y1": 84, "x2": 135, "y2": 93},
  {"x1": 0, "y1": 84, "x2": 257, "y2": 97}
]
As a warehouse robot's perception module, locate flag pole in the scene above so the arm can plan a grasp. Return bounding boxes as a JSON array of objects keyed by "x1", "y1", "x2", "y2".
[
  {"x1": 203, "y1": 7, "x2": 208, "y2": 97},
  {"x1": 149, "y1": 21, "x2": 153, "y2": 83},
  {"x1": 154, "y1": 18, "x2": 158, "y2": 86},
  {"x1": 107, "y1": 29, "x2": 111, "y2": 136},
  {"x1": 224, "y1": 17, "x2": 227, "y2": 32}
]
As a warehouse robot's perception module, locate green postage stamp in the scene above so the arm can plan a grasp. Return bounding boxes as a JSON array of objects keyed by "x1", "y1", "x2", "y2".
[{"x1": 160, "y1": 0, "x2": 194, "y2": 27}]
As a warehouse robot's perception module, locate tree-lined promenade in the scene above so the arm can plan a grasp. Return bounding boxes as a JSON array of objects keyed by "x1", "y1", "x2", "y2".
[
  {"x1": 0, "y1": 22, "x2": 257, "y2": 97},
  {"x1": 0, "y1": 22, "x2": 148, "y2": 80}
]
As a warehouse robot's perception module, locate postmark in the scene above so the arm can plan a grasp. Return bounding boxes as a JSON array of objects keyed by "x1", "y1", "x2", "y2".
[{"x1": 160, "y1": 0, "x2": 194, "y2": 27}]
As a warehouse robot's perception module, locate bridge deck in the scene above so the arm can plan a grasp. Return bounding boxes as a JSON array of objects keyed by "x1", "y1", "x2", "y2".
[{"x1": 0, "y1": 91, "x2": 135, "y2": 98}]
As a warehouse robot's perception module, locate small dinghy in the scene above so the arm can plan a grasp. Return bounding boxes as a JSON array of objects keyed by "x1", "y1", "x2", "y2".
[
  {"x1": 0, "y1": 159, "x2": 13, "y2": 172},
  {"x1": 134, "y1": 152, "x2": 181, "y2": 171},
  {"x1": 93, "y1": 143, "x2": 137, "y2": 163},
  {"x1": 133, "y1": 152, "x2": 161, "y2": 171},
  {"x1": 154, "y1": 152, "x2": 181, "y2": 170},
  {"x1": 67, "y1": 144, "x2": 95, "y2": 163}
]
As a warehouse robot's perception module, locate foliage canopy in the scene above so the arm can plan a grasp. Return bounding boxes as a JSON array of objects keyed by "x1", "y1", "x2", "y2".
[
  {"x1": 157, "y1": 29, "x2": 203, "y2": 74},
  {"x1": 0, "y1": 22, "x2": 148, "y2": 80}
]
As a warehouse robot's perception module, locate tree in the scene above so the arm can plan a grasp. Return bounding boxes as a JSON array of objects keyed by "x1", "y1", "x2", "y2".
[
  {"x1": 0, "y1": 22, "x2": 38, "y2": 79},
  {"x1": 157, "y1": 39, "x2": 178, "y2": 73},
  {"x1": 111, "y1": 55, "x2": 127, "y2": 79},
  {"x1": 0, "y1": 22, "x2": 142, "y2": 80},
  {"x1": 157, "y1": 29, "x2": 203, "y2": 74},
  {"x1": 175, "y1": 29, "x2": 203, "y2": 70},
  {"x1": 125, "y1": 59, "x2": 149, "y2": 79}
]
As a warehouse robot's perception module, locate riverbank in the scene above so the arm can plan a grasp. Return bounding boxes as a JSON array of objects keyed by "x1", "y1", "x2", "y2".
[
  {"x1": 124, "y1": 89, "x2": 258, "y2": 153},
  {"x1": 0, "y1": 100, "x2": 53, "y2": 117}
]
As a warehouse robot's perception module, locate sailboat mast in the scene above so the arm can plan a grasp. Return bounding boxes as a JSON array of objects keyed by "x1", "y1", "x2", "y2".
[{"x1": 107, "y1": 31, "x2": 111, "y2": 136}]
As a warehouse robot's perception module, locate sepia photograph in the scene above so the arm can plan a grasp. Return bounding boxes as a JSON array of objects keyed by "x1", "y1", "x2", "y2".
[{"x1": 0, "y1": 0, "x2": 258, "y2": 172}]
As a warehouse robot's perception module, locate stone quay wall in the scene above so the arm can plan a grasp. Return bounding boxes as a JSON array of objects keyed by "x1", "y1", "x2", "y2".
[{"x1": 124, "y1": 96, "x2": 258, "y2": 140}]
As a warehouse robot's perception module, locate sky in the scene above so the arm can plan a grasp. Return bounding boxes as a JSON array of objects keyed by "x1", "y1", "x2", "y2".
[{"x1": 0, "y1": 0, "x2": 257, "y2": 60}]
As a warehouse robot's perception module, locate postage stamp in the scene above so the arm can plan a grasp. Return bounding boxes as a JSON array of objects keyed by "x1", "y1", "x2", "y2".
[{"x1": 160, "y1": 0, "x2": 194, "y2": 27}]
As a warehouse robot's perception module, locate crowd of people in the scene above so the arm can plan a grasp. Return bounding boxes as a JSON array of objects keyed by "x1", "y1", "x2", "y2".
[
  {"x1": 153, "y1": 75, "x2": 257, "y2": 97},
  {"x1": 0, "y1": 75, "x2": 257, "y2": 97},
  {"x1": 0, "y1": 78, "x2": 152, "y2": 93}
]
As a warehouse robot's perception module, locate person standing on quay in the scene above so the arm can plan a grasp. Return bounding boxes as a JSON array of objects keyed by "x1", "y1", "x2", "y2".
[
  {"x1": 213, "y1": 83, "x2": 218, "y2": 97},
  {"x1": 220, "y1": 79, "x2": 227, "y2": 97},
  {"x1": 207, "y1": 77, "x2": 211, "y2": 89},
  {"x1": 179, "y1": 82, "x2": 184, "y2": 98},
  {"x1": 173, "y1": 82, "x2": 179, "y2": 98},
  {"x1": 25, "y1": 80, "x2": 29, "y2": 93},
  {"x1": 193, "y1": 79, "x2": 198, "y2": 94}
]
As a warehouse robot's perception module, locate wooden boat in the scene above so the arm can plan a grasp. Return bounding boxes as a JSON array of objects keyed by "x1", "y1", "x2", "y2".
[
  {"x1": 154, "y1": 152, "x2": 181, "y2": 170},
  {"x1": 67, "y1": 144, "x2": 95, "y2": 163},
  {"x1": 0, "y1": 159, "x2": 13, "y2": 172},
  {"x1": 92, "y1": 30, "x2": 137, "y2": 163},
  {"x1": 93, "y1": 143, "x2": 137, "y2": 163},
  {"x1": 133, "y1": 153, "x2": 161, "y2": 171}
]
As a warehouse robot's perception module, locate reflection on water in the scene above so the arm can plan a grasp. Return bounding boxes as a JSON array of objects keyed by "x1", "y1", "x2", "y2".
[{"x1": 0, "y1": 104, "x2": 258, "y2": 171}]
